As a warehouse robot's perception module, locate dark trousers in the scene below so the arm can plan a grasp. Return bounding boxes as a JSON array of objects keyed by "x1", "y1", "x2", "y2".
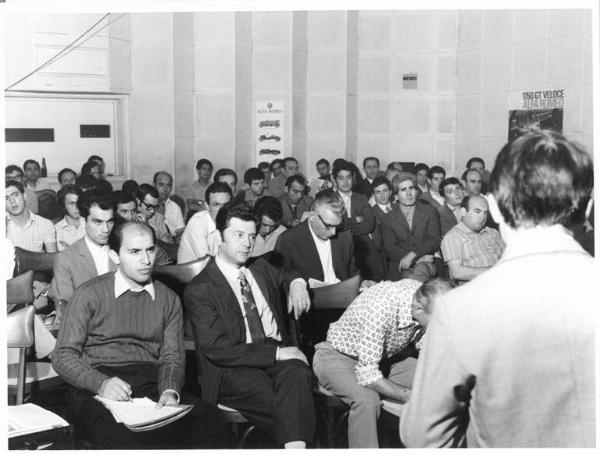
[
  {"x1": 67, "y1": 364, "x2": 228, "y2": 449},
  {"x1": 219, "y1": 359, "x2": 316, "y2": 446}
]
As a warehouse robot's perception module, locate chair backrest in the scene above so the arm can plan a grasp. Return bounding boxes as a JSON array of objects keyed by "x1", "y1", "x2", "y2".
[
  {"x1": 7, "y1": 270, "x2": 35, "y2": 307},
  {"x1": 152, "y1": 256, "x2": 210, "y2": 297},
  {"x1": 35, "y1": 189, "x2": 63, "y2": 223},
  {"x1": 14, "y1": 247, "x2": 58, "y2": 277},
  {"x1": 310, "y1": 274, "x2": 362, "y2": 310},
  {"x1": 7, "y1": 305, "x2": 35, "y2": 405},
  {"x1": 156, "y1": 240, "x2": 179, "y2": 263},
  {"x1": 7, "y1": 305, "x2": 35, "y2": 349}
]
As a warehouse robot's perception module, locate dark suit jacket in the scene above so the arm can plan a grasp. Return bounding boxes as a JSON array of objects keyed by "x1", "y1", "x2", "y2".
[
  {"x1": 381, "y1": 202, "x2": 441, "y2": 280},
  {"x1": 279, "y1": 195, "x2": 314, "y2": 228},
  {"x1": 342, "y1": 192, "x2": 375, "y2": 237},
  {"x1": 439, "y1": 204, "x2": 459, "y2": 238},
  {"x1": 274, "y1": 220, "x2": 357, "y2": 282},
  {"x1": 355, "y1": 179, "x2": 374, "y2": 199},
  {"x1": 183, "y1": 256, "x2": 296, "y2": 404}
]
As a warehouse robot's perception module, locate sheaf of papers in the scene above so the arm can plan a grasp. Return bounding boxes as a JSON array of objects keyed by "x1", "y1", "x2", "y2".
[
  {"x1": 94, "y1": 396, "x2": 193, "y2": 431},
  {"x1": 8, "y1": 403, "x2": 69, "y2": 438}
]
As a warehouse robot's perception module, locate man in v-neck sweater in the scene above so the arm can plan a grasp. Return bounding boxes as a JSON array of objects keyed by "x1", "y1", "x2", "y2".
[{"x1": 53, "y1": 222, "x2": 226, "y2": 449}]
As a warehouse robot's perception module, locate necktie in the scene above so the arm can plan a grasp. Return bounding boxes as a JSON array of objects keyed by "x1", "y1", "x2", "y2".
[
  {"x1": 239, "y1": 270, "x2": 265, "y2": 343},
  {"x1": 385, "y1": 205, "x2": 391, "y2": 213}
]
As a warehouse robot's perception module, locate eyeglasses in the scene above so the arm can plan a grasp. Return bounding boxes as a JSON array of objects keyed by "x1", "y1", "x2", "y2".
[
  {"x1": 317, "y1": 213, "x2": 338, "y2": 230},
  {"x1": 259, "y1": 222, "x2": 279, "y2": 233},
  {"x1": 141, "y1": 200, "x2": 159, "y2": 211}
]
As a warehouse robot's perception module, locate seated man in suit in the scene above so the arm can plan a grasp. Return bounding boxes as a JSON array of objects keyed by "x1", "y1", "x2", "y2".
[
  {"x1": 419, "y1": 165, "x2": 446, "y2": 211},
  {"x1": 279, "y1": 175, "x2": 313, "y2": 228},
  {"x1": 274, "y1": 190, "x2": 360, "y2": 348},
  {"x1": 382, "y1": 173, "x2": 441, "y2": 282},
  {"x1": 331, "y1": 161, "x2": 383, "y2": 281},
  {"x1": 274, "y1": 190, "x2": 358, "y2": 286},
  {"x1": 52, "y1": 221, "x2": 226, "y2": 449},
  {"x1": 313, "y1": 278, "x2": 455, "y2": 448},
  {"x1": 414, "y1": 163, "x2": 430, "y2": 197},
  {"x1": 370, "y1": 176, "x2": 398, "y2": 278},
  {"x1": 402, "y1": 130, "x2": 595, "y2": 447},
  {"x1": 438, "y1": 177, "x2": 464, "y2": 238},
  {"x1": 441, "y1": 194, "x2": 504, "y2": 283},
  {"x1": 184, "y1": 204, "x2": 315, "y2": 448},
  {"x1": 355, "y1": 157, "x2": 381, "y2": 199},
  {"x1": 52, "y1": 189, "x2": 117, "y2": 317}
]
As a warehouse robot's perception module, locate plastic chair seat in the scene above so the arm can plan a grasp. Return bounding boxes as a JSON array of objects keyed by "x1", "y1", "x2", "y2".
[{"x1": 7, "y1": 362, "x2": 59, "y2": 386}]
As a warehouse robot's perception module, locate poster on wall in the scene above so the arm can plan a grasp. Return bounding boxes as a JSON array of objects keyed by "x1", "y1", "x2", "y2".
[
  {"x1": 255, "y1": 101, "x2": 284, "y2": 164},
  {"x1": 508, "y1": 89, "x2": 564, "y2": 141}
]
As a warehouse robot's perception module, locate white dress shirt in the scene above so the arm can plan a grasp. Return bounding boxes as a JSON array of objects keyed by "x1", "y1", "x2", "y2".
[
  {"x1": 338, "y1": 190, "x2": 352, "y2": 215},
  {"x1": 164, "y1": 198, "x2": 185, "y2": 235},
  {"x1": 215, "y1": 255, "x2": 281, "y2": 343},
  {"x1": 308, "y1": 221, "x2": 340, "y2": 286},
  {"x1": 177, "y1": 210, "x2": 221, "y2": 264},
  {"x1": 84, "y1": 236, "x2": 112, "y2": 275}
]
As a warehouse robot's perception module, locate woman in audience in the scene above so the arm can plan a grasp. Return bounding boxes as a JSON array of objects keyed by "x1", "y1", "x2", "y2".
[{"x1": 54, "y1": 184, "x2": 86, "y2": 251}]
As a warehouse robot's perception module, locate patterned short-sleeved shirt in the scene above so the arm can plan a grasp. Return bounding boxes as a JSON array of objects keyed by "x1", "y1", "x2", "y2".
[
  {"x1": 327, "y1": 279, "x2": 423, "y2": 387},
  {"x1": 441, "y1": 222, "x2": 505, "y2": 268},
  {"x1": 6, "y1": 212, "x2": 56, "y2": 252}
]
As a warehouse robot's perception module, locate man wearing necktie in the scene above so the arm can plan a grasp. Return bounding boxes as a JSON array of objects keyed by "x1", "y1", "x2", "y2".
[{"x1": 184, "y1": 204, "x2": 315, "y2": 449}]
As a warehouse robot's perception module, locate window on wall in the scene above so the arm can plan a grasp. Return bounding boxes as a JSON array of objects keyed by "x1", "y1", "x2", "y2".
[{"x1": 4, "y1": 94, "x2": 125, "y2": 178}]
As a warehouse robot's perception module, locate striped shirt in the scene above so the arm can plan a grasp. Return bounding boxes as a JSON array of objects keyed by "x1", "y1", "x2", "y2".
[
  {"x1": 52, "y1": 270, "x2": 184, "y2": 396},
  {"x1": 6, "y1": 211, "x2": 56, "y2": 252},
  {"x1": 441, "y1": 222, "x2": 505, "y2": 268},
  {"x1": 327, "y1": 279, "x2": 423, "y2": 387},
  {"x1": 55, "y1": 217, "x2": 86, "y2": 251}
]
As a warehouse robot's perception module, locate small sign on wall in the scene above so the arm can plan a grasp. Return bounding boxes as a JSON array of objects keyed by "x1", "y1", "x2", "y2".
[
  {"x1": 402, "y1": 73, "x2": 418, "y2": 89},
  {"x1": 255, "y1": 101, "x2": 284, "y2": 164}
]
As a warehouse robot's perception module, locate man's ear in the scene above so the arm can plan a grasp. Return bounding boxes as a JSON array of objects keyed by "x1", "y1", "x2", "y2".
[
  {"x1": 487, "y1": 193, "x2": 505, "y2": 225},
  {"x1": 108, "y1": 249, "x2": 120, "y2": 265},
  {"x1": 461, "y1": 207, "x2": 467, "y2": 218}
]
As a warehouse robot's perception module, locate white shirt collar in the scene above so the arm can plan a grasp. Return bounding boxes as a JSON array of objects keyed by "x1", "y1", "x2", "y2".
[
  {"x1": 114, "y1": 268, "x2": 156, "y2": 301},
  {"x1": 84, "y1": 235, "x2": 109, "y2": 254},
  {"x1": 215, "y1": 254, "x2": 243, "y2": 281}
]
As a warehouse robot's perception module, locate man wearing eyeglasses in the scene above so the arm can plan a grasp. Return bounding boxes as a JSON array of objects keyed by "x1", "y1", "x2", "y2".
[
  {"x1": 275, "y1": 191, "x2": 359, "y2": 347},
  {"x1": 135, "y1": 184, "x2": 174, "y2": 244}
]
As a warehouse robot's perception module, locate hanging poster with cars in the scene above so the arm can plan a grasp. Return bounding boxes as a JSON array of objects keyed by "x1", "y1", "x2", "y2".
[
  {"x1": 508, "y1": 89, "x2": 564, "y2": 141},
  {"x1": 255, "y1": 101, "x2": 283, "y2": 163}
]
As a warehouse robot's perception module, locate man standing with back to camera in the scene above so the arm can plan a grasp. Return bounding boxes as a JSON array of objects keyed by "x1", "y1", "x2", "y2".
[{"x1": 401, "y1": 130, "x2": 595, "y2": 448}]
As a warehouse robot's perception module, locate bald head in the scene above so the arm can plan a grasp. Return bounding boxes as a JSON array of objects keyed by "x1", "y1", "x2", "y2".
[
  {"x1": 461, "y1": 195, "x2": 489, "y2": 232},
  {"x1": 153, "y1": 171, "x2": 173, "y2": 201},
  {"x1": 462, "y1": 169, "x2": 482, "y2": 195}
]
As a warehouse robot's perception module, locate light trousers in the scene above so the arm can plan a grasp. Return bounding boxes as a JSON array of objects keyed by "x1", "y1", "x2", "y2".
[{"x1": 313, "y1": 341, "x2": 417, "y2": 448}]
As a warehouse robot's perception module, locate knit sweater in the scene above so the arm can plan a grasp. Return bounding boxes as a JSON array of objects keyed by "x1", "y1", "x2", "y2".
[{"x1": 52, "y1": 272, "x2": 184, "y2": 396}]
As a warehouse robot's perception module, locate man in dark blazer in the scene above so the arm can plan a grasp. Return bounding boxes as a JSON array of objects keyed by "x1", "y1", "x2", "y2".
[
  {"x1": 274, "y1": 190, "x2": 360, "y2": 349},
  {"x1": 274, "y1": 190, "x2": 358, "y2": 284},
  {"x1": 438, "y1": 177, "x2": 464, "y2": 238},
  {"x1": 184, "y1": 204, "x2": 315, "y2": 449},
  {"x1": 382, "y1": 173, "x2": 441, "y2": 282},
  {"x1": 370, "y1": 176, "x2": 398, "y2": 278},
  {"x1": 330, "y1": 161, "x2": 384, "y2": 281}
]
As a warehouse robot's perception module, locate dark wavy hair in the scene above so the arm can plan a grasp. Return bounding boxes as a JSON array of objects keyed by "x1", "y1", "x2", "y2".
[{"x1": 490, "y1": 129, "x2": 593, "y2": 228}]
